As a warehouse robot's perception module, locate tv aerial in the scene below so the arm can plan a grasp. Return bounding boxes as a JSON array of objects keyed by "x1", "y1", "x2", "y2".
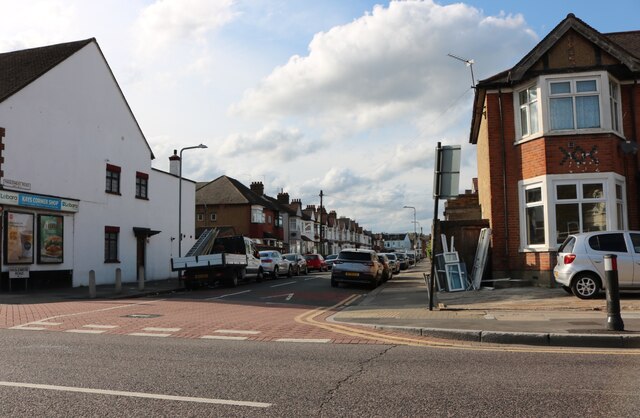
[{"x1": 447, "y1": 53, "x2": 475, "y2": 89}]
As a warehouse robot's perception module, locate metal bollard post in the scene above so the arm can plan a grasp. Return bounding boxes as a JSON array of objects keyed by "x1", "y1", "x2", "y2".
[
  {"x1": 115, "y1": 268, "x2": 122, "y2": 294},
  {"x1": 89, "y1": 270, "x2": 96, "y2": 299},
  {"x1": 138, "y1": 265, "x2": 145, "y2": 291},
  {"x1": 604, "y1": 254, "x2": 624, "y2": 331}
]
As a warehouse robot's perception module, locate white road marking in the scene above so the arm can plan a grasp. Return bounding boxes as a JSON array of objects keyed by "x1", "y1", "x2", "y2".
[
  {"x1": 214, "y1": 330, "x2": 261, "y2": 335},
  {"x1": 31, "y1": 321, "x2": 63, "y2": 326},
  {"x1": 142, "y1": 327, "x2": 181, "y2": 332},
  {"x1": 275, "y1": 338, "x2": 331, "y2": 343},
  {"x1": 9, "y1": 326, "x2": 46, "y2": 331},
  {"x1": 304, "y1": 277, "x2": 317, "y2": 281},
  {"x1": 66, "y1": 329, "x2": 105, "y2": 334},
  {"x1": 270, "y1": 281, "x2": 295, "y2": 288},
  {"x1": 0, "y1": 381, "x2": 272, "y2": 408},
  {"x1": 261, "y1": 293, "x2": 294, "y2": 301},
  {"x1": 206, "y1": 290, "x2": 252, "y2": 300},
  {"x1": 128, "y1": 333, "x2": 172, "y2": 338},
  {"x1": 12, "y1": 300, "x2": 164, "y2": 329},
  {"x1": 83, "y1": 324, "x2": 118, "y2": 329},
  {"x1": 201, "y1": 335, "x2": 248, "y2": 341}
]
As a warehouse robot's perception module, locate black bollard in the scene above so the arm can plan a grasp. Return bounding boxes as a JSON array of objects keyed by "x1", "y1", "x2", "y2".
[{"x1": 604, "y1": 254, "x2": 624, "y2": 331}]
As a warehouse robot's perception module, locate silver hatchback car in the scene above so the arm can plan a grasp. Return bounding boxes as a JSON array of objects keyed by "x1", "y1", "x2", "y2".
[{"x1": 554, "y1": 231, "x2": 640, "y2": 299}]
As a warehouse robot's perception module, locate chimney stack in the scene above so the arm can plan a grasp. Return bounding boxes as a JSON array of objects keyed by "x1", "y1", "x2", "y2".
[
  {"x1": 169, "y1": 150, "x2": 180, "y2": 176},
  {"x1": 250, "y1": 181, "x2": 264, "y2": 195},
  {"x1": 277, "y1": 191, "x2": 290, "y2": 204}
]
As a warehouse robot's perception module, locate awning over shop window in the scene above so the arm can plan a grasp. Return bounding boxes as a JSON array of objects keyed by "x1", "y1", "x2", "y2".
[{"x1": 133, "y1": 227, "x2": 161, "y2": 238}]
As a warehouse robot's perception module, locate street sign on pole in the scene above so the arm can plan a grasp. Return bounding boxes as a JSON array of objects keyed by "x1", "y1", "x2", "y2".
[{"x1": 433, "y1": 145, "x2": 461, "y2": 199}]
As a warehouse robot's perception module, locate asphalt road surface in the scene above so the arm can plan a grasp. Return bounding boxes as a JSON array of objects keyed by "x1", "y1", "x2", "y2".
[
  {"x1": 2, "y1": 270, "x2": 640, "y2": 416},
  {"x1": 1, "y1": 329, "x2": 640, "y2": 417}
]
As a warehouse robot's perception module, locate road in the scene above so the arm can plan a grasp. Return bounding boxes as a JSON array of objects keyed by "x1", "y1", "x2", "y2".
[{"x1": 1, "y1": 269, "x2": 640, "y2": 416}]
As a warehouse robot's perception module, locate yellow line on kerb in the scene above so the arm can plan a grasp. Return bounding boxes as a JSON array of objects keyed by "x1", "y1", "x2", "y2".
[{"x1": 296, "y1": 295, "x2": 640, "y2": 355}]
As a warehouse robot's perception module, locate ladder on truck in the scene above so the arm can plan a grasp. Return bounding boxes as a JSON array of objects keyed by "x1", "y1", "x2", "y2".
[{"x1": 185, "y1": 228, "x2": 219, "y2": 256}]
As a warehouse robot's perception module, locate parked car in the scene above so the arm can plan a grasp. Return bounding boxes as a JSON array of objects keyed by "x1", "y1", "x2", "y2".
[
  {"x1": 383, "y1": 253, "x2": 400, "y2": 274},
  {"x1": 377, "y1": 253, "x2": 392, "y2": 282},
  {"x1": 304, "y1": 254, "x2": 327, "y2": 272},
  {"x1": 554, "y1": 230, "x2": 640, "y2": 299},
  {"x1": 325, "y1": 254, "x2": 338, "y2": 270},
  {"x1": 283, "y1": 253, "x2": 308, "y2": 275},
  {"x1": 406, "y1": 252, "x2": 416, "y2": 266},
  {"x1": 259, "y1": 250, "x2": 292, "y2": 278},
  {"x1": 331, "y1": 249, "x2": 383, "y2": 289},
  {"x1": 396, "y1": 253, "x2": 409, "y2": 270}
]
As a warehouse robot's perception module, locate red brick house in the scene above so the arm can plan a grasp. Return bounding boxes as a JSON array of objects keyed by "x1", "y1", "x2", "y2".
[
  {"x1": 195, "y1": 176, "x2": 285, "y2": 250},
  {"x1": 470, "y1": 14, "x2": 640, "y2": 285}
]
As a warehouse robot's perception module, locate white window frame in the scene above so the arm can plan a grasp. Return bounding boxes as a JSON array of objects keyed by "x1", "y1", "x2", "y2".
[
  {"x1": 514, "y1": 71, "x2": 624, "y2": 143},
  {"x1": 517, "y1": 83, "x2": 541, "y2": 139},
  {"x1": 251, "y1": 205, "x2": 265, "y2": 224},
  {"x1": 519, "y1": 173, "x2": 626, "y2": 252},
  {"x1": 210, "y1": 213, "x2": 217, "y2": 222},
  {"x1": 196, "y1": 214, "x2": 204, "y2": 222}
]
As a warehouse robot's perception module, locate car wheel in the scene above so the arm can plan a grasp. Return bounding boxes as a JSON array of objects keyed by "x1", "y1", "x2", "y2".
[
  {"x1": 256, "y1": 268, "x2": 264, "y2": 283},
  {"x1": 571, "y1": 274, "x2": 601, "y2": 299},
  {"x1": 272, "y1": 267, "x2": 279, "y2": 279},
  {"x1": 287, "y1": 266, "x2": 293, "y2": 277},
  {"x1": 561, "y1": 285, "x2": 572, "y2": 294},
  {"x1": 303, "y1": 266, "x2": 308, "y2": 275}
]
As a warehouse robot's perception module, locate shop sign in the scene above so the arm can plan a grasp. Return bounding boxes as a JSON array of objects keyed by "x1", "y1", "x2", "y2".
[
  {"x1": 1, "y1": 178, "x2": 31, "y2": 191},
  {"x1": 0, "y1": 190, "x2": 79, "y2": 212}
]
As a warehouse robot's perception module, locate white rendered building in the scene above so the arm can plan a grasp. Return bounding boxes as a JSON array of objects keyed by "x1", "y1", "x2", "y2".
[{"x1": 0, "y1": 39, "x2": 195, "y2": 290}]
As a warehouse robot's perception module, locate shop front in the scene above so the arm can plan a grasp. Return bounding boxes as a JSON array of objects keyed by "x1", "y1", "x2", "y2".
[{"x1": 0, "y1": 189, "x2": 79, "y2": 291}]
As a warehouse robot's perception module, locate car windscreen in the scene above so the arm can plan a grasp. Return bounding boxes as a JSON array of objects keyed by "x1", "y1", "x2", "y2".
[
  {"x1": 386, "y1": 254, "x2": 397, "y2": 260},
  {"x1": 304, "y1": 255, "x2": 317, "y2": 260},
  {"x1": 339, "y1": 252, "x2": 371, "y2": 261}
]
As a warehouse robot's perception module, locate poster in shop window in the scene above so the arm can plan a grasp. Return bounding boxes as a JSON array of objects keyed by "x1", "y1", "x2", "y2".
[
  {"x1": 4, "y1": 211, "x2": 34, "y2": 264},
  {"x1": 38, "y1": 215, "x2": 63, "y2": 264}
]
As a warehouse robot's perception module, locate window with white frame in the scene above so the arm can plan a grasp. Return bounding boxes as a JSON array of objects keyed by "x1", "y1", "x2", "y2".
[
  {"x1": 515, "y1": 73, "x2": 623, "y2": 141},
  {"x1": 196, "y1": 213, "x2": 204, "y2": 222},
  {"x1": 251, "y1": 206, "x2": 265, "y2": 224},
  {"x1": 549, "y1": 78, "x2": 601, "y2": 131},
  {"x1": 519, "y1": 85, "x2": 539, "y2": 137},
  {"x1": 210, "y1": 213, "x2": 217, "y2": 222},
  {"x1": 609, "y1": 80, "x2": 621, "y2": 133},
  {"x1": 554, "y1": 181, "x2": 608, "y2": 244},
  {"x1": 524, "y1": 185, "x2": 545, "y2": 246},
  {"x1": 520, "y1": 175, "x2": 627, "y2": 249}
]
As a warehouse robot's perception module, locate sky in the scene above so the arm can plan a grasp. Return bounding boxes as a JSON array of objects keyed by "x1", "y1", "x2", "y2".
[{"x1": 1, "y1": 0, "x2": 639, "y2": 235}]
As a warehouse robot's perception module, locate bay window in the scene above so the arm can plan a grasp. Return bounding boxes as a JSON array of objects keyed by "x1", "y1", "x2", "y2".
[
  {"x1": 515, "y1": 72, "x2": 623, "y2": 141},
  {"x1": 520, "y1": 174, "x2": 626, "y2": 250}
]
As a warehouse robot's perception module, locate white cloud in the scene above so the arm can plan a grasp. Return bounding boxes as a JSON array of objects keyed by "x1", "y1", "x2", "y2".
[
  {"x1": 230, "y1": 0, "x2": 536, "y2": 138},
  {"x1": 133, "y1": 0, "x2": 237, "y2": 57},
  {"x1": 217, "y1": 125, "x2": 319, "y2": 162}
]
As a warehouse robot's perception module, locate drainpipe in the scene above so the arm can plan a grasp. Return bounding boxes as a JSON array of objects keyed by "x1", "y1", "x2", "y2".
[{"x1": 497, "y1": 88, "x2": 510, "y2": 268}]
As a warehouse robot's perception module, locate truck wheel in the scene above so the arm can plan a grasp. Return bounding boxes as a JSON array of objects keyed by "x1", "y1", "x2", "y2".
[{"x1": 226, "y1": 270, "x2": 240, "y2": 288}]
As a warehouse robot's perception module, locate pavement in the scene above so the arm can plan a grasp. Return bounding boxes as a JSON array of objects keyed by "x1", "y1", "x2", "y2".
[{"x1": 2, "y1": 263, "x2": 640, "y2": 348}]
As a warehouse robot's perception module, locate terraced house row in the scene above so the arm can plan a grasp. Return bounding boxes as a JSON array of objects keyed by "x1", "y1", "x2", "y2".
[{"x1": 195, "y1": 176, "x2": 374, "y2": 255}]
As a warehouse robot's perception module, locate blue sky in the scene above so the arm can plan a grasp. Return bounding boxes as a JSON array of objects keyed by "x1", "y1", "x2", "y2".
[{"x1": 0, "y1": 0, "x2": 638, "y2": 234}]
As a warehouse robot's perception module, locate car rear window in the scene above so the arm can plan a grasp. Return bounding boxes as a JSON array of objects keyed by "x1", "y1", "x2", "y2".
[
  {"x1": 557, "y1": 236, "x2": 576, "y2": 253},
  {"x1": 284, "y1": 254, "x2": 296, "y2": 261},
  {"x1": 339, "y1": 252, "x2": 372, "y2": 261},
  {"x1": 588, "y1": 233, "x2": 628, "y2": 253},
  {"x1": 304, "y1": 255, "x2": 318, "y2": 260}
]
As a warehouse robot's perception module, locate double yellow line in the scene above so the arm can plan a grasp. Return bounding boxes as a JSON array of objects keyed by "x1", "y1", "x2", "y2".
[{"x1": 295, "y1": 295, "x2": 640, "y2": 355}]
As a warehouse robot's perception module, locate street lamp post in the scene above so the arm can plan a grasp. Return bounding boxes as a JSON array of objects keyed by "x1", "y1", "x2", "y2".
[
  {"x1": 403, "y1": 205, "x2": 417, "y2": 253},
  {"x1": 178, "y1": 144, "x2": 208, "y2": 258}
]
